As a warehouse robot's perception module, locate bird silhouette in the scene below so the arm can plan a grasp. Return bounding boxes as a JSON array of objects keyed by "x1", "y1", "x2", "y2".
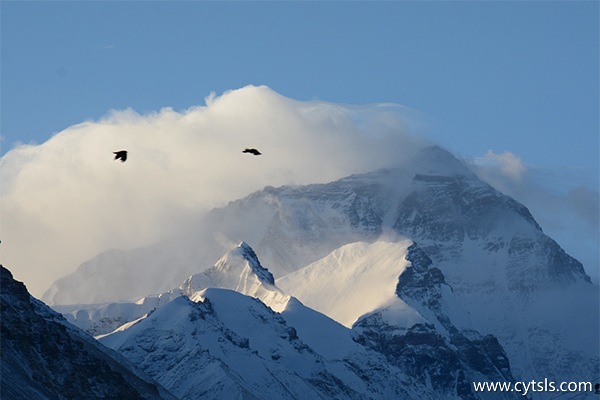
[
  {"x1": 113, "y1": 150, "x2": 127, "y2": 162},
  {"x1": 242, "y1": 148, "x2": 262, "y2": 156}
]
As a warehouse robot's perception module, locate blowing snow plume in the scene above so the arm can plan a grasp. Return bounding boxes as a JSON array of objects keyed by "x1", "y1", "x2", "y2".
[{"x1": 0, "y1": 85, "x2": 428, "y2": 297}]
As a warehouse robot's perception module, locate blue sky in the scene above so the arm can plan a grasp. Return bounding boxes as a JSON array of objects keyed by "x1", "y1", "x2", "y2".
[
  {"x1": 1, "y1": 1, "x2": 598, "y2": 171},
  {"x1": 1, "y1": 1, "x2": 599, "y2": 295}
]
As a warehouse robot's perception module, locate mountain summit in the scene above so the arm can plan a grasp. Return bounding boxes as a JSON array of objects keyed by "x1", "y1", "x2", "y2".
[
  {"x1": 44, "y1": 145, "x2": 598, "y2": 395},
  {"x1": 180, "y1": 241, "x2": 290, "y2": 312},
  {"x1": 86, "y1": 241, "x2": 521, "y2": 399},
  {"x1": 44, "y1": 146, "x2": 590, "y2": 305},
  {"x1": 181, "y1": 241, "x2": 275, "y2": 293}
]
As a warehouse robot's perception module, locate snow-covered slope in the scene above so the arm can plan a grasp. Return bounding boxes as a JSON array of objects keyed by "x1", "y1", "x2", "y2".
[
  {"x1": 277, "y1": 239, "x2": 423, "y2": 328},
  {"x1": 68, "y1": 241, "x2": 520, "y2": 399},
  {"x1": 388, "y1": 150, "x2": 598, "y2": 386},
  {"x1": 279, "y1": 239, "x2": 518, "y2": 399},
  {"x1": 181, "y1": 241, "x2": 290, "y2": 312},
  {"x1": 98, "y1": 288, "x2": 437, "y2": 400},
  {"x1": 54, "y1": 290, "x2": 181, "y2": 337},
  {"x1": 46, "y1": 145, "x2": 599, "y2": 395},
  {"x1": 0, "y1": 265, "x2": 176, "y2": 400},
  {"x1": 58, "y1": 242, "x2": 289, "y2": 336},
  {"x1": 46, "y1": 146, "x2": 592, "y2": 306}
]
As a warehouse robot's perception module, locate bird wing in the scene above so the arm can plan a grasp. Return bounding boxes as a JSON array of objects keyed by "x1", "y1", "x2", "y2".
[
  {"x1": 242, "y1": 148, "x2": 261, "y2": 155},
  {"x1": 113, "y1": 151, "x2": 127, "y2": 162}
]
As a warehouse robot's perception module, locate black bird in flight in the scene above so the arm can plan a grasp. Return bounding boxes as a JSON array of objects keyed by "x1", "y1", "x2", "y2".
[
  {"x1": 113, "y1": 150, "x2": 128, "y2": 162},
  {"x1": 242, "y1": 148, "x2": 262, "y2": 156}
]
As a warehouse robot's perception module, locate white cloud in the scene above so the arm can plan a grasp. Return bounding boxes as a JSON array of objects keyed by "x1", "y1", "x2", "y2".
[
  {"x1": 473, "y1": 150, "x2": 527, "y2": 188},
  {"x1": 5, "y1": 85, "x2": 595, "y2": 297},
  {"x1": 0, "y1": 85, "x2": 428, "y2": 297}
]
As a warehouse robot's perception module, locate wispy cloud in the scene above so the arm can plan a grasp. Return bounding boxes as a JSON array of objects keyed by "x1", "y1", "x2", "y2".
[
  {"x1": 475, "y1": 150, "x2": 526, "y2": 183},
  {"x1": 469, "y1": 151, "x2": 599, "y2": 283},
  {"x1": 0, "y1": 85, "x2": 427, "y2": 297},
  {"x1": 4, "y1": 85, "x2": 596, "y2": 296}
]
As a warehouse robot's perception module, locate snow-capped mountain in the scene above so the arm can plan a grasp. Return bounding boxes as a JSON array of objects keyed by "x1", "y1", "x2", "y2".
[
  {"x1": 90, "y1": 241, "x2": 520, "y2": 399},
  {"x1": 276, "y1": 239, "x2": 437, "y2": 329},
  {"x1": 56, "y1": 242, "x2": 289, "y2": 336},
  {"x1": 0, "y1": 265, "x2": 176, "y2": 400},
  {"x1": 180, "y1": 241, "x2": 290, "y2": 312},
  {"x1": 98, "y1": 289, "x2": 430, "y2": 400},
  {"x1": 353, "y1": 242, "x2": 516, "y2": 400},
  {"x1": 45, "y1": 145, "x2": 599, "y2": 397}
]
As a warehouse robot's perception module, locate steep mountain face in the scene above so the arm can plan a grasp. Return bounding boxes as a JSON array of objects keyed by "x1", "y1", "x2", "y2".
[
  {"x1": 276, "y1": 239, "x2": 517, "y2": 399},
  {"x1": 277, "y1": 240, "x2": 417, "y2": 328},
  {"x1": 392, "y1": 166, "x2": 588, "y2": 291},
  {"x1": 180, "y1": 241, "x2": 290, "y2": 312},
  {"x1": 98, "y1": 289, "x2": 433, "y2": 400},
  {"x1": 385, "y1": 150, "x2": 598, "y2": 385},
  {"x1": 354, "y1": 244, "x2": 515, "y2": 400},
  {"x1": 0, "y1": 265, "x2": 175, "y2": 400},
  {"x1": 92, "y1": 245, "x2": 427, "y2": 399},
  {"x1": 93, "y1": 242, "x2": 520, "y2": 399},
  {"x1": 45, "y1": 145, "x2": 599, "y2": 393},
  {"x1": 58, "y1": 242, "x2": 289, "y2": 336},
  {"x1": 45, "y1": 146, "x2": 591, "y2": 305}
]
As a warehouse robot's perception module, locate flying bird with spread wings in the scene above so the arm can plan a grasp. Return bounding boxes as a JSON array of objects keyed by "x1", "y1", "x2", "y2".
[
  {"x1": 242, "y1": 148, "x2": 262, "y2": 156},
  {"x1": 113, "y1": 150, "x2": 128, "y2": 162}
]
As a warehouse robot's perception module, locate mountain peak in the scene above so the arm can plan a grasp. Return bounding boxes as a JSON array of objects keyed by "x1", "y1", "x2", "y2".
[
  {"x1": 411, "y1": 145, "x2": 474, "y2": 177},
  {"x1": 180, "y1": 241, "x2": 277, "y2": 297},
  {"x1": 1, "y1": 264, "x2": 30, "y2": 304},
  {"x1": 236, "y1": 241, "x2": 275, "y2": 285}
]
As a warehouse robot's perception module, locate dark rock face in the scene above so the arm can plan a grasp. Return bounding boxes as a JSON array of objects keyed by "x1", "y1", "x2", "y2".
[
  {"x1": 238, "y1": 241, "x2": 276, "y2": 285},
  {"x1": 206, "y1": 177, "x2": 390, "y2": 279},
  {"x1": 393, "y1": 172, "x2": 589, "y2": 292},
  {"x1": 505, "y1": 234, "x2": 590, "y2": 294},
  {"x1": 0, "y1": 265, "x2": 174, "y2": 400},
  {"x1": 354, "y1": 244, "x2": 518, "y2": 399},
  {"x1": 353, "y1": 319, "x2": 517, "y2": 400},
  {"x1": 396, "y1": 244, "x2": 447, "y2": 313},
  {"x1": 393, "y1": 174, "x2": 540, "y2": 261}
]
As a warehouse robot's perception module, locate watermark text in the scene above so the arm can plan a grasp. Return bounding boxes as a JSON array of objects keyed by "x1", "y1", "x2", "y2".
[{"x1": 472, "y1": 379, "x2": 597, "y2": 396}]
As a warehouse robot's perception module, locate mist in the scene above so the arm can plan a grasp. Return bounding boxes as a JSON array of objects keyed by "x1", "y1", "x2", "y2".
[
  {"x1": 0, "y1": 85, "x2": 428, "y2": 297},
  {"x1": 469, "y1": 150, "x2": 600, "y2": 283}
]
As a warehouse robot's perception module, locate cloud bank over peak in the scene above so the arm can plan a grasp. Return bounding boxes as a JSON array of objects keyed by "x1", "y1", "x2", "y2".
[{"x1": 0, "y1": 85, "x2": 429, "y2": 297}]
